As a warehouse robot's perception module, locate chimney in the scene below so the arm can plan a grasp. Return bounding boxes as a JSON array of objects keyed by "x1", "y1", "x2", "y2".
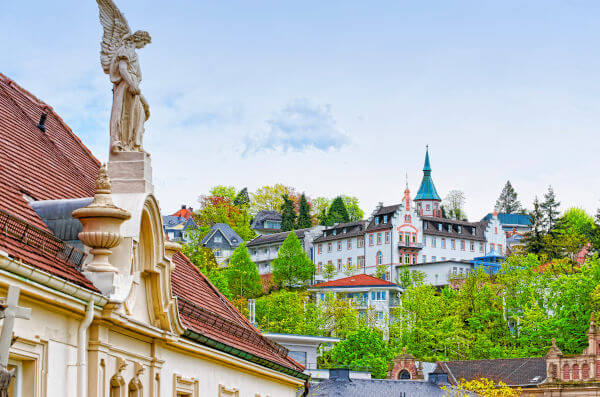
[
  {"x1": 37, "y1": 113, "x2": 47, "y2": 132},
  {"x1": 329, "y1": 368, "x2": 350, "y2": 381}
]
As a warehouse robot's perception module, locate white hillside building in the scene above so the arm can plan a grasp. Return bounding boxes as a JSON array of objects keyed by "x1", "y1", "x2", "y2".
[{"x1": 312, "y1": 148, "x2": 505, "y2": 285}]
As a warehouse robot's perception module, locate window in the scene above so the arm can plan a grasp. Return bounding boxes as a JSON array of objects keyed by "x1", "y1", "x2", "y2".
[
  {"x1": 385, "y1": 232, "x2": 390, "y2": 244},
  {"x1": 479, "y1": 242, "x2": 484, "y2": 252},
  {"x1": 383, "y1": 215, "x2": 388, "y2": 223},
  {"x1": 453, "y1": 267, "x2": 457, "y2": 275},
  {"x1": 375, "y1": 217, "x2": 380, "y2": 225},
  {"x1": 404, "y1": 254, "x2": 410, "y2": 264},
  {"x1": 357, "y1": 238, "x2": 364, "y2": 248},
  {"x1": 320, "y1": 293, "x2": 325, "y2": 301},
  {"x1": 441, "y1": 238, "x2": 446, "y2": 249},
  {"x1": 347, "y1": 257, "x2": 352, "y2": 267},
  {"x1": 377, "y1": 233, "x2": 382, "y2": 244},
  {"x1": 214, "y1": 249, "x2": 221, "y2": 257},
  {"x1": 347, "y1": 239, "x2": 352, "y2": 249},
  {"x1": 441, "y1": 257, "x2": 446, "y2": 261},
  {"x1": 327, "y1": 243, "x2": 332, "y2": 252},
  {"x1": 426, "y1": 204, "x2": 431, "y2": 211},
  {"x1": 432, "y1": 256, "x2": 436, "y2": 262},
  {"x1": 318, "y1": 244, "x2": 322, "y2": 254},
  {"x1": 358, "y1": 256, "x2": 365, "y2": 268},
  {"x1": 337, "y1": 241, "x2": 342, "y2": 251},
  {"x1": 457, "y1": 226, "x2": 462, "y2": 234},
  {"x1": 214, "y1": 235, "x2": 223, "y2": 243},
  {"x1": 412, "y1": 255, "x2": 416, "y2": 264},
  {"x1": 376, "y1": 251, "x2": 383, "y2": 265},
  {"x1": 422, "y1": 255, "x2": 427, "y2": 262},
  {"x1": 470, "y1": 241, "x2": 475, "y2": 251},
  {"x1": 412, "y1": 233, "x2": 416, "y2": 243},
  {"x1": 460, "y1": 240, "x2": 465, "y2": 251},
  {"x1": 490, "y1": 243, "x2": 495, "y2": 252},
  {"x1": 431, "y1": 237, "x2": 436, "y2": 247},
  {"x1": 317, "y1": 262, "x2": 322, "y2": 273},
  {"x1": 438, "y1": 223, "x2": 442, "y2": 231},
  {"x1": 499, "y1": 244, "x2": 503, "y2": 254},
  {"x1": 451, "y1": 239, "x2": 456, "y2": 250},
  {"x1": 369, "y1": 234, "x2": 374, "y2": 246},
  {"x1": 337, "y1": 259, "x2": 342, "y2": 271}
]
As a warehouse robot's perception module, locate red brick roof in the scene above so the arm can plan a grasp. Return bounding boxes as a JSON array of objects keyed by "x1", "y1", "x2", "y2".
[
  {"x1": 0, "y1": 73, "x2": 100, "y2": 290},
  {"x1": 171, "y1": 253, "x2": 304, "y2": 373},
  {"x1": 311, "y1": 274, "x2": 397, "y2": 288}
]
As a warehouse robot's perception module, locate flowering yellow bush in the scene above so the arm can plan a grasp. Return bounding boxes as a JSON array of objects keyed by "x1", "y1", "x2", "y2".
[{"x1": 442, "y1": 378, "x2": 521, "y2": 396}]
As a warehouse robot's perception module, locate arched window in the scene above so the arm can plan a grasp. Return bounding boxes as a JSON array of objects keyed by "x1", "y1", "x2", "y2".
[
  {"x1": 398, "y1": 369, "x2": 411, "y2": 380},
  {"x1": 563, "y1": 364, "x2": 571, "y2": 380},
  {"x1": 376, "y1": 251, "x2": 382, "y2": 265},
  {"x1": 572, "y1": 363, "x2": 580, "y2": 380},
  {"x1": 582, "y1": 363, "x2": 590, "y2": 379},
  {"x1": 110, "y1": 376, "x2": 125, "y2": 397}
]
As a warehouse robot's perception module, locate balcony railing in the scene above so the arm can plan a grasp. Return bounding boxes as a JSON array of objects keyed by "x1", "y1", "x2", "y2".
[{"x1": 397, "y1": 241, "x2": 424, "y2": 250}]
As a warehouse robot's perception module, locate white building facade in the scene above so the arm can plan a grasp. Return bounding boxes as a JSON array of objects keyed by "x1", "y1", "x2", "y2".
[{"x1": 312, "y1": 148, "x2": 506, "y2": 285}]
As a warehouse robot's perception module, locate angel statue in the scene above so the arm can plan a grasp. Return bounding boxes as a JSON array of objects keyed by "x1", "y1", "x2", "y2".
[{"x1": 97, "y1": 0, "x2": 151, "y2": 154}]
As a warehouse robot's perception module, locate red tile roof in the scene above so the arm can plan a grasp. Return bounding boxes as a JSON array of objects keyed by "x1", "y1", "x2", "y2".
[
  {"x1": 172, "y1": 207, "x2": 193, "y2": 219},
  {"x1": 311, "y1": 274, "x2": 397, "y2": 288},
  {"x1": 171, "y1": 252, "x2": 304, "y2": 373},
  {"x1": 0, "y1": 73, "x2": 100, "y2": 290},
  {"x1": 0, "y1": 73, "x2": 304, "y2": 377}
]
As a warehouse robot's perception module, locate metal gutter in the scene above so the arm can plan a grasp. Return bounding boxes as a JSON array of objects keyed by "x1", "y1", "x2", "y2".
[
  {"x1": 0, "y1": 252, "x2": 108, "y2": 306},
  {"x1": 183, "y1": 329, "x2": 309, "y2": 381}
]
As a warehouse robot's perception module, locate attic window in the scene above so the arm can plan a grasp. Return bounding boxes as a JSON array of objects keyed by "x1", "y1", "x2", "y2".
[
  {"x1": 457, "y1": 226, "x2": 462, "y2": 234},
  {"x1": 333, "y1": 230, "x2": 337, "y2": 235},
  {"x1": 20, "y1": 191, "x2": 35, "y2": 203},
  {"x1": 375, "y1": 218, "x2": 380, "y2": 225},
  {"x1": 438, "y1": 223, "x2": 442, "y2": 231},
  {"x1": 343, "y1": 228, "x2": 347, "y2": 233},
  {"x1": 383, "y1": 215, "x2": 388, "y2": 223}
]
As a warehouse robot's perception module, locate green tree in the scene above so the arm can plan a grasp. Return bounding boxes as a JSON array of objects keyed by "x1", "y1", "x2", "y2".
[
  {"x1": 209, "y1": 185, "x2": 237, "y2": 201},
  {"x1": 374, "y1": 264, "x2": 388, "y2": 280},
  {"x1": 541, "y1": 186, "x2": 560, "y2": 232},
  {"x1": 326, "y1": 196, "x2": 350, "y2": 226},
  {"x1": 312, "y1": 197, "x2": 331, "y2": 224},
  {"x1": 340, "y1": 196, "x2": 364, "y2": 222},
  {"x1": 196, "y1": 194, "x2": 255, "y2": 241},
  {"x1": 280, "y1": 194, "x2": 297, "y2": 231},
  {"x1": 296, "y1": 193, "x2": 313, "y2": 229},
  {"x1": 524, "y1": 197, "x2": 546, "y2": 255},
  {"x1": 322, "y1": 261, "x2": 337, "y2": 281},
  {"x1": 233, "y1": 187, "x2": 250, "y2": 207},
  {"x1": 442, "y1": 190, "x2": 467, "y2": 220},
  {"x1": 255, "y1": 290, "x2": 323, "y2": 335},
  {"x1": 320, "y1": 295, "x2": 359, "y2": 338},
  {"x1": 323, "y1": 328, "x2": 393, "y2": 378},
  {"x1": 226, "y1": 243, "x2": 262, "y2": 300},
  {"x1": 272, "y1": 231, "x2": 315, "y2": 288},
  {"x1": 395, "y1": 265, "x2": 426, "y2": 288},
  {"x1": 495, "y1": 181, "x2": 523, "y2": 214},
  {"x1": 250, "y1": 184, "x2": 296, "y2": 216}
]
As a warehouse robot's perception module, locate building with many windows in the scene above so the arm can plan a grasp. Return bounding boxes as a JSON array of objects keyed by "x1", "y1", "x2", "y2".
[{"x1": 312, "y1": 148, "x2": 506, "y2": 284}]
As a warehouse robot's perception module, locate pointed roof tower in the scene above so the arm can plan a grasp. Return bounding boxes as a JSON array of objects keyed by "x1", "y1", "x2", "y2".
[{"x1": 414, "y1": 146, "x2": 441, "y2": 201}]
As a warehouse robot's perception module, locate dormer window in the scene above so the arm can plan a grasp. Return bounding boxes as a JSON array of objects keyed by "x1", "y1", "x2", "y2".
[
  {"x1": 343, "y1": 228, "x2": 347, "y2": 233},
  {"x1": 457, "y1": 226, "x2": 462, "y2": 234},
  {"x1": 375, "y1": 218, "x2": 380, "y2": 225},
  {"x1": 383, "y1": 215, "x2": 388, "y2": 223},
  {"x1": 333, "y1": 230, "x2": 337, "y2": 235},
  {"x1": 438, "y1": 223, "x2": 442, "y2": 231}
]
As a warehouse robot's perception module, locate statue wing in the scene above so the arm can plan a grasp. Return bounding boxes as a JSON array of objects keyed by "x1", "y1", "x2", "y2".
[{"x1": 97, "y1": 0, "x2": 132, "y2": 74}]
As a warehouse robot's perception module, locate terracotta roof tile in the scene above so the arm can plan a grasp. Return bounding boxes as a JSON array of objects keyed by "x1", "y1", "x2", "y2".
[{"x1": 171, "y1": 252, "x2": 304, "y2": 373}]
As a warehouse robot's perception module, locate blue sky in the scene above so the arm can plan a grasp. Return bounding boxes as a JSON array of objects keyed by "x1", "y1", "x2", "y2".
[{"x1": 2, "y1": 0, "x2": 600, "y2": 218}]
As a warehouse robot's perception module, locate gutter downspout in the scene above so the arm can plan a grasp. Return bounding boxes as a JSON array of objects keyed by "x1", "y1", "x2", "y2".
[{"x1": 77, "y1": 300, "x2": 94, "y2": 397}]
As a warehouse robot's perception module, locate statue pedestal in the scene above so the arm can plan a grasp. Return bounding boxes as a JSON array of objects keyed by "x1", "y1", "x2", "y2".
[{"x1": 108, "y1": 152, "x2": 154, "y2": 194}]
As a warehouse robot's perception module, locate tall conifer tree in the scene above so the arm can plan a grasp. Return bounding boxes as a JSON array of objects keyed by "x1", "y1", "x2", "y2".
[
  {"x1": 296, "y1": 193, "x2": 312, "y2": 229},
  {"x1": 540, "y1": 185, "x2": 560, "y2": 232},
  {"x1": 495, "y1": 181, "x2": 523, "y2": 214},
  {"x1": 326, "y1": 196, "x2": 350, "y2": 226},
  {"x1": 280, "y1": 194, "x2": 297, "y2": 231},
  {"x1": 525, "y1": 197, "x2": 546, "y2": 254}
]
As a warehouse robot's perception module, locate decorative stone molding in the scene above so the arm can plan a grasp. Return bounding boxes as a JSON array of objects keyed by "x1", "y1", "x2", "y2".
[{"x1": 73, "y1": 164, "x2": 131, "y2": 273}]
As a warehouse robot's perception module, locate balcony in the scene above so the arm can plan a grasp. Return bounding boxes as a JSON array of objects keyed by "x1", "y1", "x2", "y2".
[{"x1": 397, "y1": 241, "x2": 423, "y2": 250}]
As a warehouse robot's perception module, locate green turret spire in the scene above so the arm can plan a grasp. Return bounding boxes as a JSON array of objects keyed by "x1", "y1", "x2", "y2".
[{"x1": 415, "y1": 146, "x2": 441, "y2": 201}]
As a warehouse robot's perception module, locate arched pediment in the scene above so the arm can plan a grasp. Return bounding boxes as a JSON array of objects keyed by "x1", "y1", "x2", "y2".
[{"x1": 110, "y1": 193, "x2": 185, "y2": 335}]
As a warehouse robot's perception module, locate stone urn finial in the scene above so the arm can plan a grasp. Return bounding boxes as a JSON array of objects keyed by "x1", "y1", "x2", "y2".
[{"x1": 73, "y1": 164, "x2": 131, "y2": 272}]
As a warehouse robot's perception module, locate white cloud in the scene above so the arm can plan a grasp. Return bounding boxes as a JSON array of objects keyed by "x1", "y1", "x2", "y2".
[{"x1": 243, "y1": 99, "x2": 348, "y2": 154}]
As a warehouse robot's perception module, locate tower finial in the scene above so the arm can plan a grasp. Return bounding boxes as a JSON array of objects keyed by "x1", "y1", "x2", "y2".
[{"x1": 405, "y1": 172, "x2": 408, "y2": 189}]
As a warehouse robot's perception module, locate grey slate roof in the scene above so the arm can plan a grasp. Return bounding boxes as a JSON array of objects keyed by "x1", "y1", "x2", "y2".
[
  {"x1": 246, "y1": 228, "x2": 312, "y2": 247},
  {"x1": 31, "y1": 197, "x2": 93, "y2": 248},
  {"x1": 421, "y1": 216, "x2": 488, "y2": 242},
  {"x1": 251, "y1": 210, "x2": 282, "y2": 229},
  {"x1": 307, "y1": 378, "x2": 448, "y2": 396},
  {"x1": 434, "y1": 357, "x2": 547, "y2": 387},
  {"x1": 313, "y1": 221, "x2": 367, "y2": 243},
  {"x1": 201, "y1": 223, "x2": 243, "y2": 247},
  {"x1": 365, "y1": 204, "x2": 399, "y2": 232}
]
